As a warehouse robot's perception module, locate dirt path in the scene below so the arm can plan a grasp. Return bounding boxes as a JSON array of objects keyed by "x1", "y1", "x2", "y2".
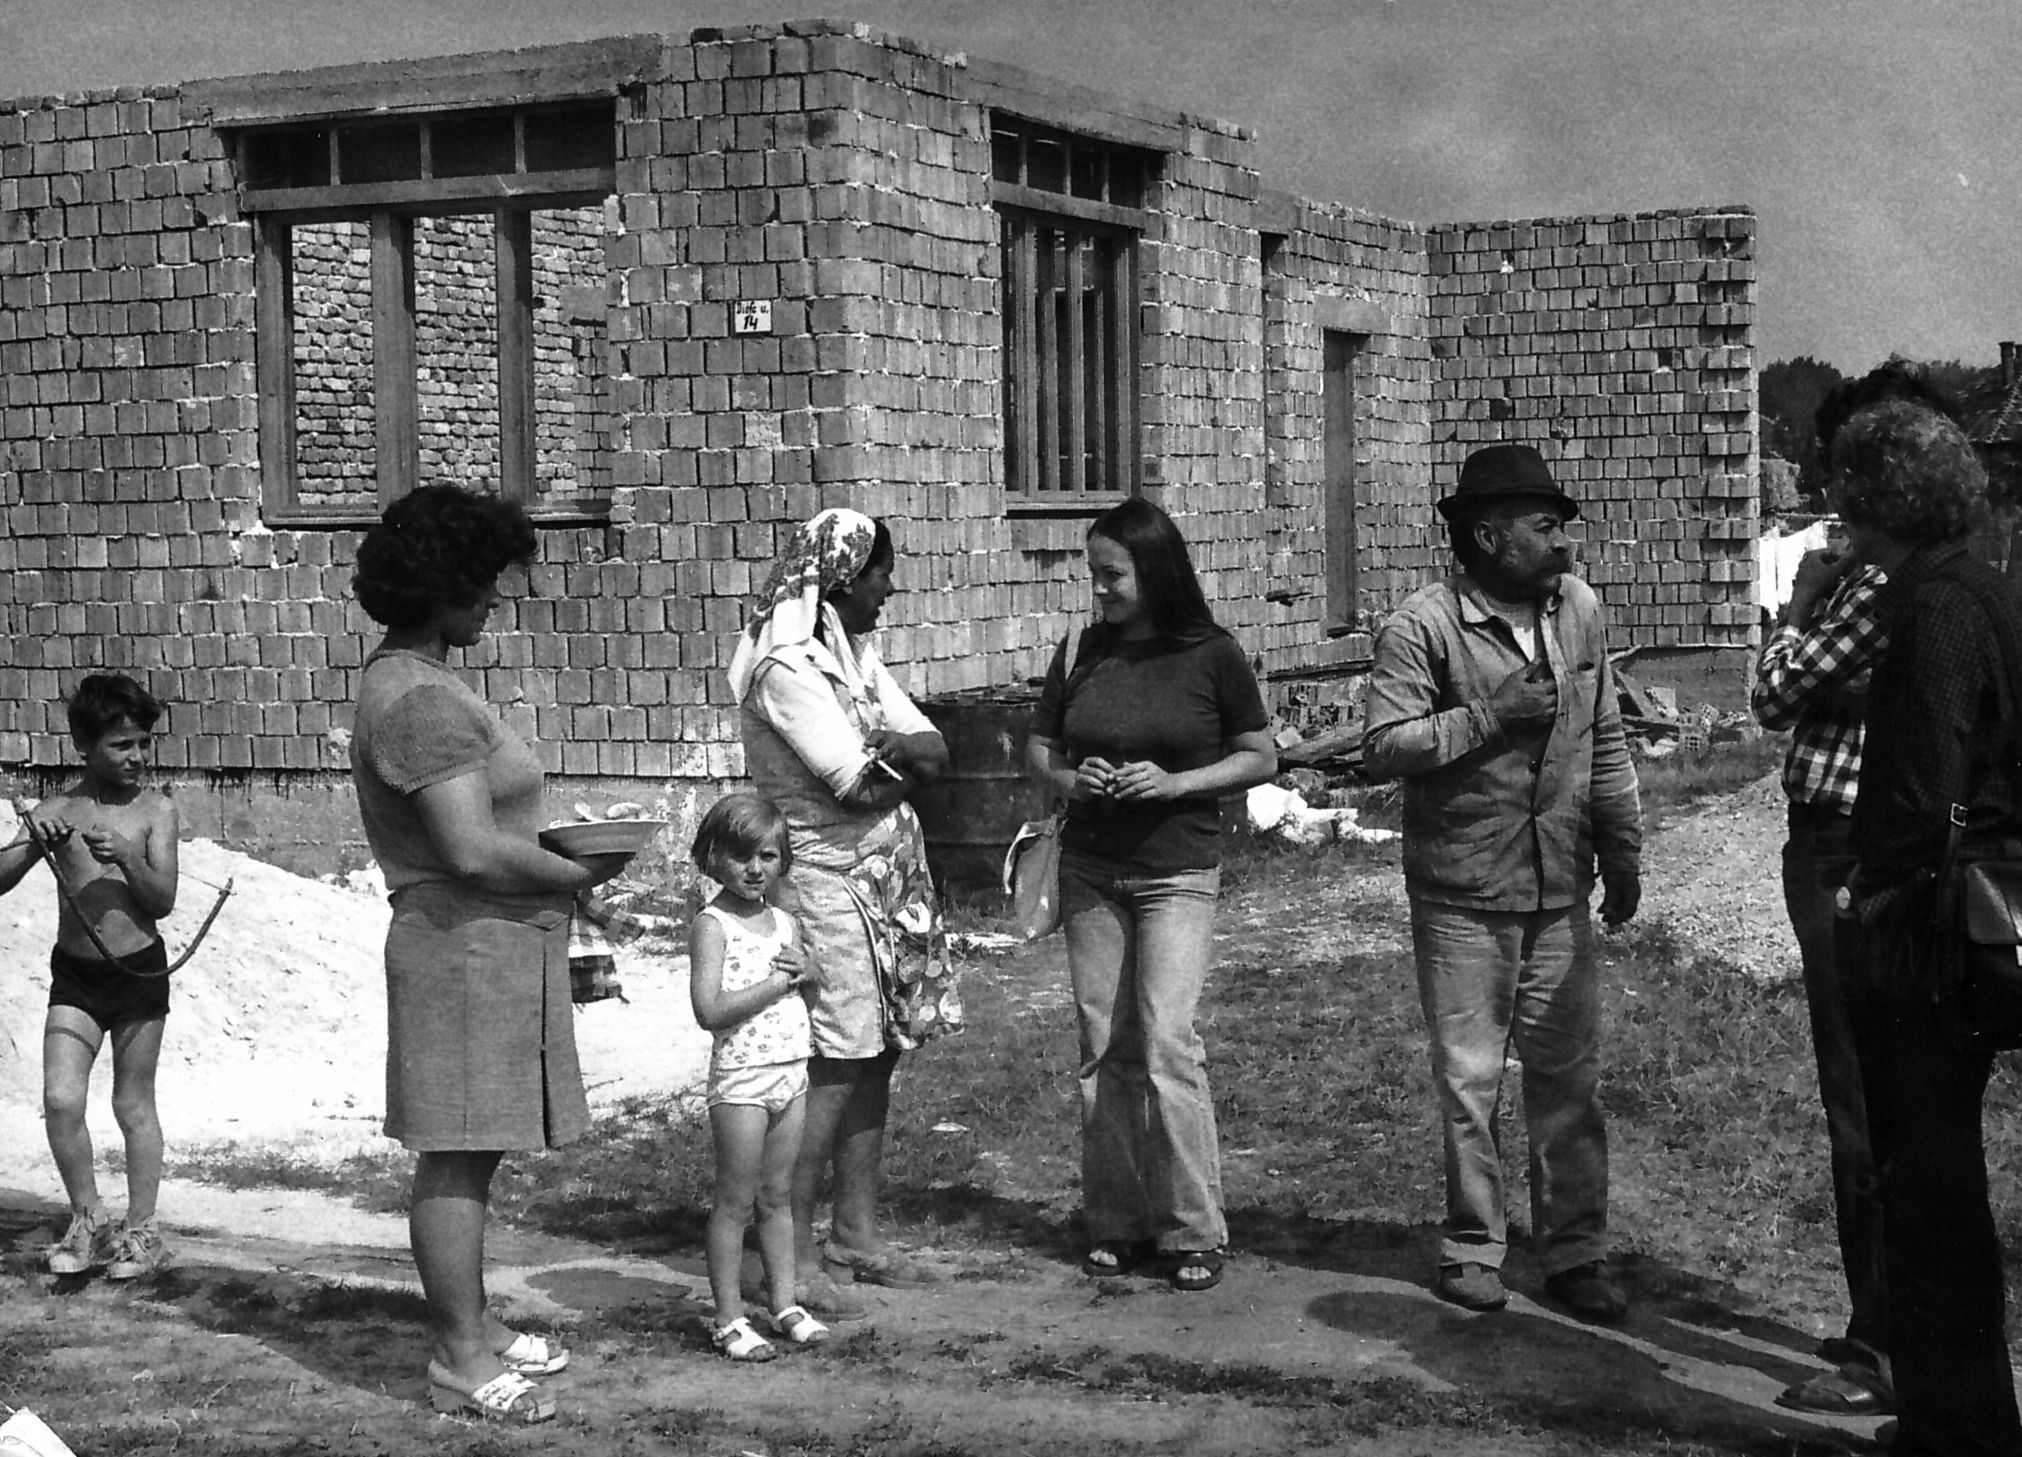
[
  {"x1": 0, "y1": 784, "x2": 1889, "y2": 1455},
  {"x1": 0, "y1": 1173, "x2": 1879, "y2": 1457}
]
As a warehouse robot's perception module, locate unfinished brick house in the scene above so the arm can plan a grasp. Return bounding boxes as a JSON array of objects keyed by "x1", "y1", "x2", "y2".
[{"x1": 0, "y1": 23, "x2": 1757, "y2": 868}]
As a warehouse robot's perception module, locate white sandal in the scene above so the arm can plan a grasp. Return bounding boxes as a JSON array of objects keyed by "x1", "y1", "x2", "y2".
[
  {"x1": 711, "y1": 1316, "x2": 778, "y2": 1362},
  {"x1": 426, "y1": 1361, "x2": 556, "y2": 1424},
  {"x1": 771, "y1": 1304, "x2": 830, "y2": 1345},
  {"x1": 497, "y1": 1331, "x2": 569, "y2": 1375}
]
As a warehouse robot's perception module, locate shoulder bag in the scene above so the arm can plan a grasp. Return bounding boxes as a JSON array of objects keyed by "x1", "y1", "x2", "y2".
[
  {"x1": 1003, "y1": 630, "x2": 1086, "y2": 942},
  {"x1": 1923, "y1": 809, "x2": 2022, "y2": 1049}
]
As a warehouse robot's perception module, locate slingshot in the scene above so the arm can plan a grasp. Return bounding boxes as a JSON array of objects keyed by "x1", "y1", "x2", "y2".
[{"x1": 7, "y1": 808, "x2": 234, "y2": 979}]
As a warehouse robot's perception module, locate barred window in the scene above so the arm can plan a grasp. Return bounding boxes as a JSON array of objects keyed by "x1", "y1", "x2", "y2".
[{"x1": 992, "y1": 117, "x2": 1150, "y2": 505}]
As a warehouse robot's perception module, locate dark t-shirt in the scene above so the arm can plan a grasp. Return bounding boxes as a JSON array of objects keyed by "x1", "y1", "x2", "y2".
[{"x1": 1033, "y1": 628, "x2": 1269, "y2": 872}]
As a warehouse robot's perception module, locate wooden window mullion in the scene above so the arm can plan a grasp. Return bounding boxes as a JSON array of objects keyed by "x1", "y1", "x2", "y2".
[
  {"x1": 496, "y1": 208, "x2": 536, "y2": 504},
  {"x1": 1110, "y1": 236, "x2": 1136, "y2": 494},
  {"x1": 1036, "y1": 229, "x2": 1060, "y2": 494},
  {"x1": 254, "y1": 216, "x2": 298, "y2": 512},
  {"x1": 370, "y1": 211, "x2": 417, "y2": 509},
  {"x1": 1011, "y1": 220, "x2": 1043, "y2": 495},
  {"x1": 1063, "y1": 236, "x2": 1087, "y2": 494},
  {"x1": 1087, "y1": 239, "x2": 1109, "y2": 492}
]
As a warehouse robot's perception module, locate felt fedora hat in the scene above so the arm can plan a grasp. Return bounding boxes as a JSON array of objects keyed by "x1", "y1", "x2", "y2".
[{"x1": 1435, "y1": 443, "x2": 1579, "y2": 522}]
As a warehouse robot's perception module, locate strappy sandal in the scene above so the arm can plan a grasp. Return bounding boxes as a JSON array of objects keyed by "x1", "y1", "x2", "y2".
[
  {"x1": 711, "y1": 1316, "x2": 779, "y2": 1363},
  {"x1": 771, "y1": 1304, "x2": 831, "y2": 1346},
  {"x1": 1081, "y1": 1239, "x2": 1157, "y2": 1277},
  {"x1": 497, "y1": 1331, "x2": 570, "y2": 1376},
  {"x1": 426, "y1": 1361, "x2": 556, "y2": 1424},
  {"x1": 1170, "y1": 1248, "x2": 1226, "y2": 1292}
]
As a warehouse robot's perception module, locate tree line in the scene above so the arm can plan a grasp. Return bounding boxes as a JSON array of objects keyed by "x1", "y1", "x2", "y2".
[{"x1": 1761, "y1": 353, "x2": 2008, "y2": 511}]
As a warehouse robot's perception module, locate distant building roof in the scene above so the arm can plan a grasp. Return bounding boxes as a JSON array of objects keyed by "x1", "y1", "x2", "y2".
[{"x1": 1964, "y1": 341, "x2": 2022, "y2": 449}]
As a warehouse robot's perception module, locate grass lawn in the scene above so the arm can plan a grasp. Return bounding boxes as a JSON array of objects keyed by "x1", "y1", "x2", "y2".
[{"x1": 170, "y1": 739, "x2": 2022, "y2": 1448}]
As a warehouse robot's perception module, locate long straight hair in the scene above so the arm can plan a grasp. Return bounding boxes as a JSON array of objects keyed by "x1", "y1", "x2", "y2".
[{"x1": 1086, "y1": 497, "x2": 1222, "y2": 646}]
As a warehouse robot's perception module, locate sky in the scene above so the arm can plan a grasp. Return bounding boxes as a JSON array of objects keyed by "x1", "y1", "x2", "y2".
[{"x1": 3, "y1": 0, "x2": 2015, "y2": 373}]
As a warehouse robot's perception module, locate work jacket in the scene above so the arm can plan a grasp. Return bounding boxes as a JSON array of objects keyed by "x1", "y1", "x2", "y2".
[{"x1": 1364, "y1": 572, "x2": 1642, "y2": 912}]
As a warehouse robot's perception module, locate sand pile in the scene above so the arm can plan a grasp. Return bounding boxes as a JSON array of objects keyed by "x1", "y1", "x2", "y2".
[{"x1": 0, "y1": 802, "x2": 708, "y2": 1181}]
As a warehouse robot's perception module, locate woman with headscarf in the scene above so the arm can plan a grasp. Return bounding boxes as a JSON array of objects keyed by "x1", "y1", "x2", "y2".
[{"x1": 731, "y1": 508, "x2": 957, "y2": 1312}]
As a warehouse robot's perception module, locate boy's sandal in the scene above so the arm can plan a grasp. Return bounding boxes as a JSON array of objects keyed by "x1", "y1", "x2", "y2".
[
  {"x1": 771, "y1": 1305, "x2": 831, "y2": 1345},
  {"x1": 497, "y1": 1331, "x2": 570, "y2": 1376},
  {"x1": 1082, "y1": 1239, "x2": 1157, "y2": 1278},
  {"x1": 426, "y1": 1361, "x2": 556, "y2": 1425},
  {"x1": 711, "y1": 1316, "x2": 779, "y2": 1363},
  {"x1": 1170, "y1": 1248, "x2": 1227, "y2": 1292}
]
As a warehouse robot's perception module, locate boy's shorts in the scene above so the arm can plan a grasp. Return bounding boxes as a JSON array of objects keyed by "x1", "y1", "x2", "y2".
[
  {"x1": 706, "y1": 1060, "x2": 809, "y2": 1113},
  {"x1": 49, "y1": 940, "x2": 170, "y2": 1032}
]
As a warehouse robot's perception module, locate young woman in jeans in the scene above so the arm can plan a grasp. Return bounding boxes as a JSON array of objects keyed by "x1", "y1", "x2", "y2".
[{"x1": 1025, "y1": 498, "x2": 1276, "y2": 1291}]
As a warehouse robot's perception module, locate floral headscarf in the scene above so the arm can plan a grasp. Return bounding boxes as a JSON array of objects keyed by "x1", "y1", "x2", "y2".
[{"x1": 727, "y1": 507, "x2": 881, "y2": 703}]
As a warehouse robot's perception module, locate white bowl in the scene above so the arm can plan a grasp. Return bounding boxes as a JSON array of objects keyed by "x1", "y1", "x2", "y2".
[{"x1": 538, "y1": 819, "x2": 669, "y2": 859}]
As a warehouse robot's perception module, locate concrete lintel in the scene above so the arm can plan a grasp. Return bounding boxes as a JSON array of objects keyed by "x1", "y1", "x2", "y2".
[
  {"x1": 1314, "y1": 296, "x2": 1392, "y2": 337},
  {"x1": 963, "y1": 56, "x2": 1215, "y2": 154},
  {"x1": 186, "y1": 35, "x2": 667, "y2": 127},
  {"x1": 1255, "y1": 188, "x2": 1300, "y2": 237}
]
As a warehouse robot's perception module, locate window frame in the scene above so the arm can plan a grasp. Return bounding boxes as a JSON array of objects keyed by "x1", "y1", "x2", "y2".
[
  {"x1": 991, "y1": 115, "x2": 1151, "y2": 513},
  {"x1": 239, "y1": 106, "x2": 616, "y2": 528},
  {"x1": 1322, "y1": 328, "x2": 1362, "y2": 633}
]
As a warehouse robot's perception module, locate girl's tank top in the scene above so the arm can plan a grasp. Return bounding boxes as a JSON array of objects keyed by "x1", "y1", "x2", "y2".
[{"x1": 700, "y1": 903, "x2": 812, "y2": 1071}]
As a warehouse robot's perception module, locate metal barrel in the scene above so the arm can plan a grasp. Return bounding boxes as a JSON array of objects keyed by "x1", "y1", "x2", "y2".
[{"x1": 913, "y1": 689, "x2": 1048, "y2": 901}]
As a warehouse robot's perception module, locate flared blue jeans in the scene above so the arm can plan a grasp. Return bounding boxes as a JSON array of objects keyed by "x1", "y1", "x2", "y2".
[{"x1": 1061, "y1": 849, "x2": 1227, "y2": 1254}]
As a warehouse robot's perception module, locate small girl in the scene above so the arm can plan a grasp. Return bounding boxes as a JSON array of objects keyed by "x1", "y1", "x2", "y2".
[{"x1": 689, "y1": 793, "x2": 829, "y2": 1362}]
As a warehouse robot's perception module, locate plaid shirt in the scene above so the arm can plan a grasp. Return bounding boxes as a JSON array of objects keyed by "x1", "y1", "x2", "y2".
[
  {"x1": 1751, "y1": 563, "x2": 1888, "y2": 813},
  {"x1": 1853, "y1": 542, "x2": 2022, "y2": 904}
]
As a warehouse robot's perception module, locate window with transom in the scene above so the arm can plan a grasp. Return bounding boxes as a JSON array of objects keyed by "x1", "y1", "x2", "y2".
[
  {"x1": 992, "y1": 116, "x2": 1151, "y2": 507},
  {"x1": 237, "y1": 102, "x2": 617, "y2": 526}
]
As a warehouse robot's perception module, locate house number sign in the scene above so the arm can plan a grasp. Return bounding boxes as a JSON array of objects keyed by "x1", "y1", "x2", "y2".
[{"x1": 732, "y1": 300, "x2": 773, "y2": 335}]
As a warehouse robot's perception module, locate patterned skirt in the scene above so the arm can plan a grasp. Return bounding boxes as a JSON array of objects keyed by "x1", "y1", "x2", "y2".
[{"x1": 786, "y1": 804, "x2": 963, "y2": 1059}]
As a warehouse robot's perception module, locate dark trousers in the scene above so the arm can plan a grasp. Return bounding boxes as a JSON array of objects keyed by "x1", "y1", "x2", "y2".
[
  {"x1": 1846, "y1": 919, "x2": 2022, "y2": 1457},
  {"x1": 1782, "y1": 801, "x2": 1887, "y2": 1359}
]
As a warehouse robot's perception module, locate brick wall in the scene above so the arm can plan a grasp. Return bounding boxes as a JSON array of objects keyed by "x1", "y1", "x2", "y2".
[
  {"x1": 0, "y1": 23, "x2": 1757, "y2": 868},
  {"x1": 1261, "y1": 201, "x2": 1432, "y2": 670},
  {"x1": 1427, "y1": 209, "x2": 1758, "y2": 648}
]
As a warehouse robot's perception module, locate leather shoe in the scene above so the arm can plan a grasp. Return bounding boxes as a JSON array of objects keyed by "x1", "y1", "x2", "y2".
[
  {"x1": 1775, "y1": 1364, "x2": 1896, "y2": 1416},
  {"x1": 1433, "y1": 1262, "x2": 1507, "y2": 1312},
  {"x1": 796, "y1": 1270, "x2": 871, "y2": 1320},
  {"x1": 823, "y1": 1240, "x2": 942, "y2": 1288},
  {"x1": 1544, "y1": 1260, "x2": 1627, "y2": 1322}
]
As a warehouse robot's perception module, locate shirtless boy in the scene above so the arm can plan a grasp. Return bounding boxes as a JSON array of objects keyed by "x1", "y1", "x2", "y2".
[{"x1": 0, "y1": 673, "x2": 180, "y2": 1278}]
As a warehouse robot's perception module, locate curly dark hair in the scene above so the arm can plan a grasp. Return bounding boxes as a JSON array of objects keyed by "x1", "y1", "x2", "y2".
[
  {"x1": 66, "y1": 672, "x2": 165, "y2": 745},
  {"x1": 353, "y1": 486, "x2": 537, "y2": 630},
  {"x1": 1828, "y1": 399, "x2": 1987, "y2": 546},
  {"x1": 1814, "y1": 359, "x2": 1960, "y2": 460}
]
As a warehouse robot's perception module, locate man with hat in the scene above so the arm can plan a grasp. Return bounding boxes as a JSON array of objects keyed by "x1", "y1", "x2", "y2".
[{"x1": 1364, "y1": 442, "x2": 1643, "y2": 1321}]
